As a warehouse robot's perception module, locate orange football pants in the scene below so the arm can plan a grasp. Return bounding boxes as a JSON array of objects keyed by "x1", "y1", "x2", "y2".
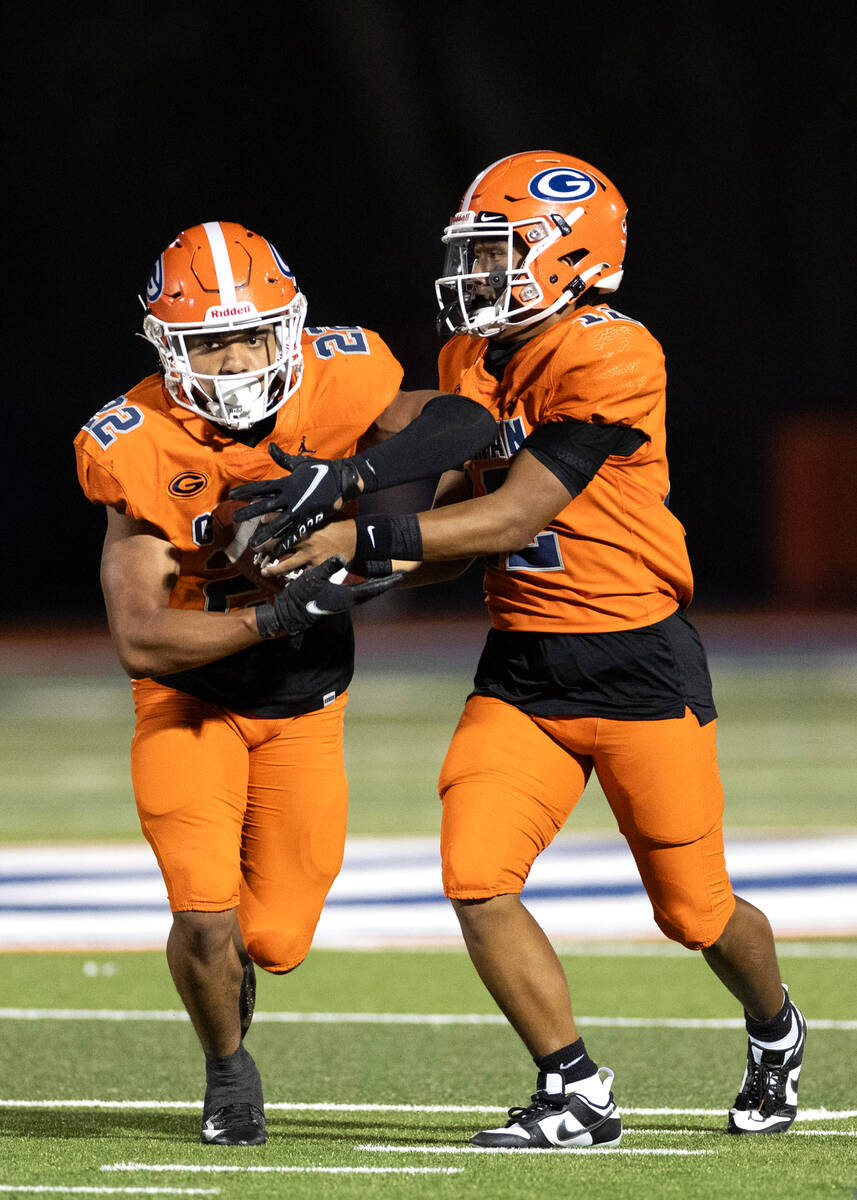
[
  {"x1": 439, "y1": 696, "x2": 735, "y2": 949},
  {"x1": 130, "y1": 679, "x2": 348, "y2": 972}
]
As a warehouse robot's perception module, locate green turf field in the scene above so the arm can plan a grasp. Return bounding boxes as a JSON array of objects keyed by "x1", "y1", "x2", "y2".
[
  {"x1": 1, "y1": 631, "x2": 855, "y2": 1195},
  {"x1": 1, "y1": 652, "x2": 856, "y2": 841},
  {"x1": 0, "y1": 948, "x2": 855, "y2": 1199}
]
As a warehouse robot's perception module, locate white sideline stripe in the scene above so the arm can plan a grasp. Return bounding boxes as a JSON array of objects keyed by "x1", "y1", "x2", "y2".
[
  {"x1": 0, "y1": 1190, "x2": 220, "y2": 1196},
  {"x1": 101, "y1": 1165, "x2": 460, "y2": 1177},
  {"x1": 2, "y1": 1100, "x2": 855, "y2": 1122},
  {"x1": 2, "y1": 1008, "x2": 855, "y2": 1031},
  {"x1": 355, "y1": 1143, "x2": 712, "y2": 1157}
]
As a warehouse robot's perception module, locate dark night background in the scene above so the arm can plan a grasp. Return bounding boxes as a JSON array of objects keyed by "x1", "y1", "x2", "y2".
[{"x1": 4, "y1": 3, "x2": 854, "y2": 625}]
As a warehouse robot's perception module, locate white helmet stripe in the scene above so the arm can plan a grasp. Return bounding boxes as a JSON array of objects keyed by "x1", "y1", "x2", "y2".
[
  {"x1": 202, "y1": 221, "x2": 238, "y2": 307},
  {"x1": 461, "y1": 154, "x2": 511, "y2": 212}
]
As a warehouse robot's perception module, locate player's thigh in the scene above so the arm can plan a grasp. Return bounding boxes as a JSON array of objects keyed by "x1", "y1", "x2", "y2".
[
  {"x1": 439, "y1": 696, "x2": 590, "y2": 898},
  {"x1": 237, "y1": 695, "x2": 349, "y2": 970},
  {"x1": 592, "y1": 710, "x2": 733, "y2": 947},
  {"x1": 591, "y1": 710, "x2": 725, "y2": 843},
  {"x1": 130, "y1": 680, "x2": 249, "y2": 911}
]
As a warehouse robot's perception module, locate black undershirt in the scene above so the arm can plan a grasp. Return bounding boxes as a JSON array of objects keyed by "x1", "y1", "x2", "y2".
[
  {"x1": 155, "y1": 615, "x2": 354, "y2": 718},
  {"x1": 154, "y1": 412, "x2": 350, "y2": 718},
  {"x1": 471, "y1": 609, "x2": 717, "y2": 724},
  {"x1": 483, "y1": 336, "x2": 528, "y2": 381}
]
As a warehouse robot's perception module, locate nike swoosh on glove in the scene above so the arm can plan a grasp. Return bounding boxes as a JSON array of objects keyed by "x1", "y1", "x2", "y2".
[
  {"x1": 255, "y1": 556, "x2": 403, "y2": 638},
  {"x1": 230, "y1": 445, "x2": 363, "y2": 552}
]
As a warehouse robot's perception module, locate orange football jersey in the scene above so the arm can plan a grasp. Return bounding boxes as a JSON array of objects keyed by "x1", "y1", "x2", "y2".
[
  {"x1": 438, "y1": 303, "x2": 694, "y2": 633},
  {"x1": 75, "y1": 327, "x2": 403, "y2": 615}
]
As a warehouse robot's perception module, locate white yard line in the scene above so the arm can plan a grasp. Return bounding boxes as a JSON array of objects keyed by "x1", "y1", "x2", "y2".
[
  {"x1": 354, "y1": 1143, "x2": 712, "y2": 1157},
  {"x1": 101, "y1": 1165, "x2": 460, "y2": 1176},
  {"x1": 1, "y1": 1008, "x2": 855, "y2": 1030},
  {"x1": 2, "y1": 1100, "x2": 854, "y2": 1123},
  {"x1": 0, "y1": 1189, "x2": 220, "y2": 1196},
  {"x1": 611, "y1": 1128, "x2": 857, "y2": 1138}
]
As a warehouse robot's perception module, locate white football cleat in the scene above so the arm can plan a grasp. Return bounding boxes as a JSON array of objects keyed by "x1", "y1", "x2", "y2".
[
  {"x1": 471, "y1": 1067, "x2": 622, "y2": 1149},
  {"x1": 728, "y1": 1001, "x2": 807, "y2": 1134}
]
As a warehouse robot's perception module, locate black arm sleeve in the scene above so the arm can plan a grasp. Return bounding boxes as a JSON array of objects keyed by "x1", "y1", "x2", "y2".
[
  {"x1": 351, "y1": 394, "x2": 497, "y2": 494},
  {"x1": 520, "y1": 419, "x2": 648, "y2": 497}
]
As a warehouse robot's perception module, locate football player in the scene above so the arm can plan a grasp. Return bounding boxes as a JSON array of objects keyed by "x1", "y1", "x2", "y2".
[
  {"x1": 260, "y1": 153, "x2": 807, "y2": 1146},
  {"x1": 74, "y1": 221, "x2": 497, "y2": 1147}
]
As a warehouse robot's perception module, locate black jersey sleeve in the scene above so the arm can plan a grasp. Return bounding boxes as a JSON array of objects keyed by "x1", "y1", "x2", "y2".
[{"x1": 520, "y1": 419, "x2": 647, "y2": 497}]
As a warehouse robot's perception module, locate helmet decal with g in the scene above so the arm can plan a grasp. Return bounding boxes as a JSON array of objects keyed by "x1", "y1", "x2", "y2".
[
  {"x1": 436, "y1": 151, "x2": 627, "y2": 338},
  {"x1": 140, "y1": 222, "x2": 307, "y2": 430},
  {"x1": 528, "y1": 166, "x2": 597, "y2": 203}
]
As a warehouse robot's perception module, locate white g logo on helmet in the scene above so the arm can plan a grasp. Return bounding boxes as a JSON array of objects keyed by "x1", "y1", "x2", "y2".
[{"x1": 528, "y1": 168, "x2": 597, "y2": 202}]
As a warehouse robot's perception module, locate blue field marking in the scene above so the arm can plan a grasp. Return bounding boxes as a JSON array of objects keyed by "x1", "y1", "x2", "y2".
[
  {"x1": 2, "y1": 835, "x2": 856, "y2": 946},
  {"x1": 3, "y1": 870, "x2": 857, "y2": 914}
]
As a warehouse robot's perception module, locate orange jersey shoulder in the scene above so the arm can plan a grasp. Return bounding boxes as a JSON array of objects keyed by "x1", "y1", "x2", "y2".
[
  {"x1": 74, "y1": 328, "x2": 403, "y2": 612},
  {"x1": 440, "y1": 304, "x2": 665, "y2": 429}
]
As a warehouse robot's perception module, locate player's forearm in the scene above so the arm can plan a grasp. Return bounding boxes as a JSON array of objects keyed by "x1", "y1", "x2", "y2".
[
  {"x1": 349, "y1": 449, "x2": 573, "y2": 563},
  {"x1": 107, "y1": 605, "x2": 262, "y2": 679},
  {"x1": 349, "y1": 491, "x2": 547, "y2": 566},
  {"x1": 352, "y1": 394, "x2": 497, "y2": 492},
  {"x1": 395, "y1": 558, "x2": 474, "y2": 587},
  {"x1": 415, "y1": 493, "x2": 539, "y2": 559}
]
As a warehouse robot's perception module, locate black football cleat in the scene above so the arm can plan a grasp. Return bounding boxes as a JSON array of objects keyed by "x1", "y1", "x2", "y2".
[
  {"x1": 239, "y1": 960, "x2": 256, "y2": 1041},
  {"x1": 727, "y1": 1001, "x2": 807, "y2": 1134},
  {"x1": 201, "y1": 1102, "x2": 267, "y2": 1146},
  {"x1": 471, "y1": 1067, "x2": 622, "y2": 1149}
]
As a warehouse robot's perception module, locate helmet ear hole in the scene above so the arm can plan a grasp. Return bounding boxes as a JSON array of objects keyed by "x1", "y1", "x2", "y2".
[{"x1": 559, "y1": 249, "x2": 590, "y2": 267}]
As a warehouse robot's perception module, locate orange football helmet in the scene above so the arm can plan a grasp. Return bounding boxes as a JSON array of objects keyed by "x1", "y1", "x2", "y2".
[
  {"x1": 436, "y1": 151, "x2": 627, "y2": 337},
  {"x1": 141, "y1": 221, "x2": 307, "y2": 428}
]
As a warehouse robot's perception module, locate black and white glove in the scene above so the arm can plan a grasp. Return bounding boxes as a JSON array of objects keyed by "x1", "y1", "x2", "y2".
[
  {"x1": 231, "y1": 394, "x2": 499, "y2": 556},
  {"x1": 255, "y1": 556, "x2": 402, "y2": 639},
  {"x1": 231, "y1": 445, "x2": 363, "y2": 554}
]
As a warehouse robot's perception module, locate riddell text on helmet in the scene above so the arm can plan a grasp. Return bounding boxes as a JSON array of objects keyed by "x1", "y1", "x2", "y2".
[{"x1": 206, "y1": 303, "x2": 255, "y2": 320}]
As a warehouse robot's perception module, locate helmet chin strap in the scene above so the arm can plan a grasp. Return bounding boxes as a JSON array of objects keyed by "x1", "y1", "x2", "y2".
[
  {"x1": 213, "y1": 376, "x2": 265, "y2": 430},
  {"x1": 471, "y1": 306, "x2": 503, "y2": 329}
]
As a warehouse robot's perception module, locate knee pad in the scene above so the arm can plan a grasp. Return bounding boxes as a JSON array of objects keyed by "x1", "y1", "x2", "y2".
[
  {"x1": 244, "y1": 922, "x2": 315, "y2": 974},
  {"x1": 649, "y1": 892, "x2": 734, "y2": 951},
  {"x1": 442, "y1": 840, "x2": 528, "y2": 899}
]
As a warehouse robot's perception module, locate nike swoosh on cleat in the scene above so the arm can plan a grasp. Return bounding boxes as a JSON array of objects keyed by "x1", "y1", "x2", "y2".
[
  {"x1": 292, "y1": 464, "x2": 329, "y2": 510},
  {"x1": 555, "y1": 1109, "x2": 612, "y2": 1144}
]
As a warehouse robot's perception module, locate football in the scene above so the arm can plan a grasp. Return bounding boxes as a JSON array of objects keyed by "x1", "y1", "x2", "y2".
[{"x1": 209, "y1": 499, "x2": 284, "y2": 598}]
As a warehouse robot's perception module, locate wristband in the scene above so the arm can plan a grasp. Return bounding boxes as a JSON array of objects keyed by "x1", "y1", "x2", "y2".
[
  {"x1": 354, "y1": 513, "x2": 423, "y2": 562},
  {"x1": 255, "y1": 602, "x2": 282, "y2": 639}
]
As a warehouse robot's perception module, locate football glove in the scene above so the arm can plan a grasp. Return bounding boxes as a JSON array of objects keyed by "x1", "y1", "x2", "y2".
[
  {"x1": 255, "y1": 556, "x2": 402, "y2": 639},
  {"x1": 231, "y1": 394, "x2": 498, "y2": 555},
  {"x1": 231, "y1": 445, "x2": 363, "y2": 552}
]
